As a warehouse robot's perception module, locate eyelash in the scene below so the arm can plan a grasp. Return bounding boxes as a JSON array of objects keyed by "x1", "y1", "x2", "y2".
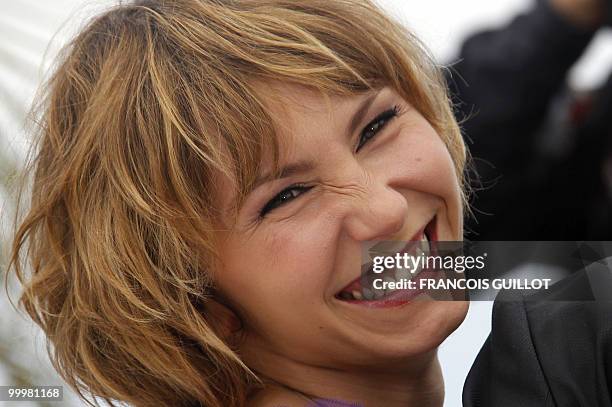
[
  {"x1": 356, "y1": 104, "x2": 401, "y2": 152},
  {"x1": 258, "y1": 104, "x2": 402, "y2": 218},
  {"x1": 259, "y1": 183, "x2": 313, "y2": 217}
]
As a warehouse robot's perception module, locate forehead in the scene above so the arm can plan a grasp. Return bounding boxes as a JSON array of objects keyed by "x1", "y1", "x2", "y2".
[
  {"x1": 253, "y1": 81, "x2": 374, "y2": 146},
  {"x1": 258, "y1": 82, "x2": 337, "y2": 127}
]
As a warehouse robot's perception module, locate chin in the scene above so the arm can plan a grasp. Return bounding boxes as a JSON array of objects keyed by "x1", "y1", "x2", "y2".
[{"x1": 366, "y1": 300, "x2": 470, "y2": 361}]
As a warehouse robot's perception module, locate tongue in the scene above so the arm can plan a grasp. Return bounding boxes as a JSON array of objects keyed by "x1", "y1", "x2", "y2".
[{"x1": 339, "y1": 278, "x2": 362, "y2": 295}]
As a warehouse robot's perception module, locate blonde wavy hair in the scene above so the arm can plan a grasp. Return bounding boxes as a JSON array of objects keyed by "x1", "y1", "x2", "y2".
[{"x1": 7, "y1": 0, "x2": 468, "y2": 406}]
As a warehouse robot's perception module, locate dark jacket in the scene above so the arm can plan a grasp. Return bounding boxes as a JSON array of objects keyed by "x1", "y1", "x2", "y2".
[{"x1": 462, "y1": 268, "x2": 612, "y2": 406}]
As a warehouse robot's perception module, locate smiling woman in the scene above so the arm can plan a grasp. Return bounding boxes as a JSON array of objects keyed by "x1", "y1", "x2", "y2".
[
  {"x1": 6, "y1": 1, "x2": 469, "y2": 406},
  {"x1": 215, "y1": 83, "x2": 468, "y2": 406}
]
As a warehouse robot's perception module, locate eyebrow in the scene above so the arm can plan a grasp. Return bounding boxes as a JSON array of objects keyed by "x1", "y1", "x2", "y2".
[
  {"x1": 252, "y1": 89, "x2": 382, "y2": 189},
  {"x1": 347, "y1": 89, "x2": 381, "y2": 137},
  {"x1": 253, "y1": 161, "x2": 315, "y2": 189}
]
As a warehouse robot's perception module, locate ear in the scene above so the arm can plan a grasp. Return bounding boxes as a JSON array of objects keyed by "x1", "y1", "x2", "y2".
[{"x1": 204, "y1": 297, "x2": 243, "y2": 340}]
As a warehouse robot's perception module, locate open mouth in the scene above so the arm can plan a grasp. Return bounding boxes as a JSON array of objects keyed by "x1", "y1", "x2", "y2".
[{"x1": 334, "y1": 215, "x2": 438, "y2": 306}]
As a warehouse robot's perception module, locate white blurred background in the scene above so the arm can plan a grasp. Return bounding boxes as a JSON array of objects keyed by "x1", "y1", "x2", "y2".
[{"x1": 2, "y1": 0, "x2": 612, "y2": 406}]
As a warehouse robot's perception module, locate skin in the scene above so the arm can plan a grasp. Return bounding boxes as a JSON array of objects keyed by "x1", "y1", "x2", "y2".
[{"x1": 213, "y1": 83, "x2": 469, "y2": 406}]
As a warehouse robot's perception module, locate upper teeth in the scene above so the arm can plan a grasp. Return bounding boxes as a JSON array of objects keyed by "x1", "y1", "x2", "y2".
[
  {"x1": 421, "y1": 232, "x2": 430, "y2": 253},
  {"x1": 343, "y1": 233, "x2": 432, "y2": 301}
]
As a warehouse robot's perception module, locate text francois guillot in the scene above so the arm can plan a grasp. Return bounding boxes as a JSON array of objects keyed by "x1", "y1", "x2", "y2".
[{"x1": 370, "y1": 253, "x2": 552, "y2": 291}]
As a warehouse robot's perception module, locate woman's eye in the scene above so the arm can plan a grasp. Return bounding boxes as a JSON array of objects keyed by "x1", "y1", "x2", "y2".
[
  {"x1": 259, "y1": 184, "x2": 313, "y2": 218},
  {"x1": 356, "y1": 105, "x2": 400, "y2": 152}
]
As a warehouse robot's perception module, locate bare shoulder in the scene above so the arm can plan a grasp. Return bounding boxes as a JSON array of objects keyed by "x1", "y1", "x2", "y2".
[{"x1": 246, "y1": 385, "x2": 310, "y2": 407}]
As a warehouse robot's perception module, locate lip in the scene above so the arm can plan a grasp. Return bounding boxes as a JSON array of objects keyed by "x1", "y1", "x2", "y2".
[
  {"x1": 337, "y1": 269, "x2": 443, "y2": 308},
  {"x1": 335, "y1": 215, "x2": 438, "y2": 298}
]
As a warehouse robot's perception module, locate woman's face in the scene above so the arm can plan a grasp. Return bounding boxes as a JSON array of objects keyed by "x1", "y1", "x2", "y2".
[{"x1": 214, "y1": 83, "x2": 468, "y2": 371}]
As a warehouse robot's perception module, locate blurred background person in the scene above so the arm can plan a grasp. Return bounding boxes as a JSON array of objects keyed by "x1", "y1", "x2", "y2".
[{"x1": 451, "y1": 0, "x2": 612, "y2": 241}]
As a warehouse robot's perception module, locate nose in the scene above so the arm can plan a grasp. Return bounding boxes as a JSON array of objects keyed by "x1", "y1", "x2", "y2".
[{"x1": 342, "y1": 180, "x2": 409, "y2": 242}]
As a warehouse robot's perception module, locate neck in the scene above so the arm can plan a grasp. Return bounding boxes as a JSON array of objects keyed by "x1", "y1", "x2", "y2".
[{"x1": 246, "y1": 345, "x2": 445, "y2": 407}]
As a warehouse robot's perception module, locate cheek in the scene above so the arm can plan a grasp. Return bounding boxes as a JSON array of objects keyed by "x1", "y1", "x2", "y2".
[
  {"x1": 216, "y1": 218, "x2": 339, "y2": 312},
  {"x1": 377, "y1": 121, "x2": 462, "y2": 220},
  {"x1": 394, "y1": 124, "x2": 459, "y2": 194}
]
